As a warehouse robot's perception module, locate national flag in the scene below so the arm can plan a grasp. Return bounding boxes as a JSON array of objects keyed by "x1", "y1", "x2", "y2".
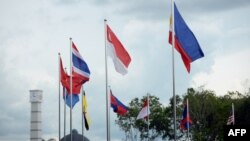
[
  {"x1": 226, "y1": 114, "x2": 234, "y2": 125},
  {"x1": 60, "y1": 57, "x2": 86, "y2": 94},
  {"x1": 169, "y1": 3, "x2": 204, "y2": 73},
  {"x1": 83, "y1": 91, "x2": 90, "y2": 130},
  {"x1": 72, "y1": 42, "x2": 90, "y2": 81},
  {"x1": 63, "y1": 88, "x2": 79, "y2": 108},
  {"x1": 110, "y1": 90, "x2": 129, "y2": 115},
  {"x1": 106, "y1": 25, "x2": 131, "y2": 75},
  {"x1": 137, "y1": 98, "x2": 150, "y2": 120},
  {"x1": 180, "y1": 102, "x2": 193, "y2": 130}
]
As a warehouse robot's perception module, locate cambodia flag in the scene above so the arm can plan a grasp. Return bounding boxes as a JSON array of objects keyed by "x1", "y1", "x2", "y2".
[
  {"x1": 106, "y1": 25, "x2": 131, "y2": 75},
  {"x1": 110, "y1": 90, "x2": 129, "y2": 115},
  {"x1": 180, "y1": 104, "x2": 193, "y2": 130},
  {"x1": 169, "y1": 3, "x2": 204, "y2": 73}
]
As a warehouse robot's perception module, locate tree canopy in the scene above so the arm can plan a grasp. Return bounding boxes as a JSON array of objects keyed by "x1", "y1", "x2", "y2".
[{"x1": 115, "y1": 88, "x2": 250, "y2": 141}]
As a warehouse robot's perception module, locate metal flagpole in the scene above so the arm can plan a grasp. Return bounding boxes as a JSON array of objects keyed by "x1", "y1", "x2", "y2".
[
  {"x1": 171, "y1": 0, "x2": 177, "y2": 140},
  {"x1": 64, "y1": 68, "x2": 67, "y2": 141},
  {"x1": 69, "y1": 37, "x2": 73, "y2": 141},
  {"x1": 147, "y1": 93, "x2": 150, "y2": 141},
  {"x1": 187, "y1": 99, "x2": 189, "y2": 141},
  {"x1": 104, "y1": 19, "x2": 111, "y2": 141},
  {"x1": 232, "y1": 103, "x2": 235, "y2": 125},
  {"x1": 82, "y1": 89, "x2": 85, "y2": 141},
  {"x1": 58, "y1": 53, "x2": 61, "y2": 141}
]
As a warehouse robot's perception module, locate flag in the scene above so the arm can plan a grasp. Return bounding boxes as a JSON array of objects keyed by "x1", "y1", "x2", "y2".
[
  {"x1": 83, "y1": 91, "x2": 90, "y2": 130},
  {"x1": 227, "y1": 103, "x2": 235, "y2": 125},
  {"x1": 110, "y1": 90, "x2": 129, "y2": 115},
  {"x1": 180, "y1": 103, "x2": 193, "y2": 130},
  {"x1": 72, "y1": 42, "x2": 90, "y2": 81},
  {"x1": 137, "y1": 98, "x2": 150, "y2": 120},
  {"x1": 60, "y1": 57, "x2": 86, "y2": 94},
  {"x1": 106, "y1": 25, "x2": 131, "y2": 75},
  {"x1": 169, "y1": 3, "x2": 204, "y2": 73},
  {"x1": 63, "y1": 88, "x2": 79, "y2": 108},
  {"x1": 226, "y1": 114, "x2": 234, "y2": 125}
]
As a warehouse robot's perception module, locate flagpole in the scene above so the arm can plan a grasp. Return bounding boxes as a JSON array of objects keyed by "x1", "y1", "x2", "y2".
[
  {"x1": 147, "y1": 93, "x2": 150, "y2": 141},
  {"x1": 63, "y1": 87, "x2": 67, "y2": 141},
  {"x1": 63, "y1": 68, "x2": 67, "y2": 141},
  {"x1": 82, "y1": 88, "x2": 85, "y2": 141},
  {"x1": 70, "y1": 37, "x2": 73, "y2": 141},
  {"x1": 58, "y1": 53, "x2": 61, "y2": 141},
  {"x1": 171, "y1": 0, "x2": 177, "y2": 140},
  {"x1": 104, "y1": 19, "x2": 111, "y2": 141},
  {"x1": 187, "y1": 99, "x2": 189, "y2": 141},
  {"x1": 232, "y1": 103, "x2": 235, "y2": 125}
]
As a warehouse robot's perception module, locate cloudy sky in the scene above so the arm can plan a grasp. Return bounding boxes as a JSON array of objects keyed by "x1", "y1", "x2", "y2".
[{"x1": 0, "y1": 0, "x2": 250, "y2": 140}]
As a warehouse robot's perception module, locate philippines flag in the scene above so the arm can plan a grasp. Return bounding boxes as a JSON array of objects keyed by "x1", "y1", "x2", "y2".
[
  {"x1": 106, "y1": 25, "x2": 131, "y2": 75},
  {"x1": 72, "y1": 42, "x2": 90, "y2": 81},
  {"x1": 110, "y1": 90, "x2": 129, "y2": 115},
  {"x1": 137, "y1": 99, "x2": 150, "y2": 120},
  {"x1": 169, "y1": 3, "x2": 204, "y2": 73},
  {"x1": 180, "y1": 103, "x2": 193, "y2": 130}
]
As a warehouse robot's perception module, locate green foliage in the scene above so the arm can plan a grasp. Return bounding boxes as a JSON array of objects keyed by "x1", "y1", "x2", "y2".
[{"x1": 115, "y1": 88, "x2": 250, "y2": 141}]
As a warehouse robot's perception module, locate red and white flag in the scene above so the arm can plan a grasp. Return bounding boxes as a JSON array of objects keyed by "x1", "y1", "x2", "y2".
[
  {"x1": 137, "y1": 99, "x2": 150, "y2": 120},
  {"x1": 106, "y1": 25, "x2": 131, "y2": 75}
]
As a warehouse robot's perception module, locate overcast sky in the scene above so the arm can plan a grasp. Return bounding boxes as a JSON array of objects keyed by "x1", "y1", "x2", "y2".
[{"x1": 0, "y1": 0, "x2": 250, "y2": 140}]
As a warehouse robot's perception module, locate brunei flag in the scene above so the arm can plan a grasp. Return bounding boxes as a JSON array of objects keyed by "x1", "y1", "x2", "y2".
[{"x1": 83, "y1": 91, "x2": 90, "y2": 130}]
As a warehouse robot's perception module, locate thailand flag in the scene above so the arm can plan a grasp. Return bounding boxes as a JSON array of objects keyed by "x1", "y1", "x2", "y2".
[
  {"x1": 110, "y1": 90, "x2": 129, "y2": 115},
  {"x1": 60, "y1": 51, "x2": 89, "y2": 94},
  {"x1": 106, "y1": 25, "x2": 131, "y2": 75},
  {"x1": 169, "y1": 3, "x2": 204, "y2": 73},
  {"x1": 72, "y1": 42, "x2": 90, "y2": 81},
  {"x1": 180, "y1": 103, "x2": 193, "y2": 130}
]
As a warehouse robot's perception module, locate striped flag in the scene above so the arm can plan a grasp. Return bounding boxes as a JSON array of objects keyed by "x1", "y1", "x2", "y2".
[
  {"x1": 137, "y1": 98, "x2": 150, "y2": 120},
  {"x1": 169, "y1": 3, "x2": 204, "y2": 73},
  {"x1": 110, "y1": 90, "x2": 129, "y2": 115},
  {"x1": 106, "y1": 25, "x2": 131, "y2": 75},
  {"x1": 83, "y1": 91, "x2": 90, "y2": 130},
  {"x1": 227, "y1": 114, "x2": 234, "y2": 125},
  {"x1": 227, "y1": 103, "x2": 235, "y2": 125}
]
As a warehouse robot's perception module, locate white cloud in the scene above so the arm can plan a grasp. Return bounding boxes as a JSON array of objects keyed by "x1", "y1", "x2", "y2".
[{"x1": 191, "y1": 48, "x2": 250, "y2": 95}]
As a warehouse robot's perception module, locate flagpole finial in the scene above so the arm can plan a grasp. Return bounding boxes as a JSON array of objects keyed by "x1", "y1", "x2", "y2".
[
  {"x1": 69, "y1": 37, "x2": 72, "y2": 40},
  {"x1": 58, "y1": 52, "x2": 61, "y2": 56},
  {"x1": 104, "y1": 19, "x2": 107, "y2": 22}
]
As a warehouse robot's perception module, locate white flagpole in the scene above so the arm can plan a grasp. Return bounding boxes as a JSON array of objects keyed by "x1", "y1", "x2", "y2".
[
  {"x1": 187, "y1": 99, "x2": 189, "y2": 141},
  {"x1": 58, "y1": 53, "x2": 61, "y2": 141},
  {"x1": 69, "y1": 37, "x2": 73, "y2": 141},
  {"x1": 63, "y1": 68, "x2": 67, "y2": 141},
  {"x1": 171, "y1": 0, "x2": 177, "y2": 140},
  {"x1": 104, "y1": 19, "x2": 111, "y2": 141},
  {"x1": 232, "y1": 103, "x2": 235, "y2": 125},
  {"x1": 82, "y1": 88, "x2": 85, "y2": 141},
  {"x1": 147, "y1": 93, "x2": 150, "y2": 141}
]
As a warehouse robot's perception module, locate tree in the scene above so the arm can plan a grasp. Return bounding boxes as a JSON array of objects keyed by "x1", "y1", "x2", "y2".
[{"x1": 116, "y1": 94, "x2": 171, "y2": 141}]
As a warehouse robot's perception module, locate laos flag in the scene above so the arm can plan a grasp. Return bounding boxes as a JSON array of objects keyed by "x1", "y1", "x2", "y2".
[{"x1": 169, "y1": 3, "x2": 204, "y2": 73}]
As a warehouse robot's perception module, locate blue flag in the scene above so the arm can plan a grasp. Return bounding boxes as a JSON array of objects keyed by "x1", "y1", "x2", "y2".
[
  {"x1": 169, "y1": 3, "x2": 204, "y2": 73},
  {"x1": 63, "y1": 88, "x2": 79, "y2": 108}
]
